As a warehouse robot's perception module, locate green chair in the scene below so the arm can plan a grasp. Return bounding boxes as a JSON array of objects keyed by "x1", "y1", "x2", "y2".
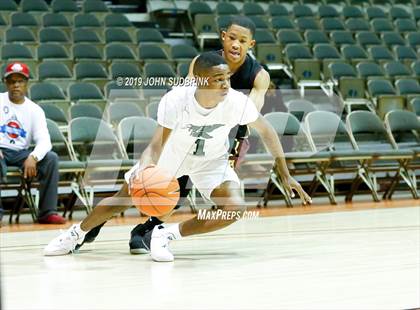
[
  {"x1": 347, "y1": 111, "x2": 418, "y2": 199},
  {"x1": 107, "y1": 102, "x2": 144, "y2": 127},
  {"x1": 117, "y1": 116, "x2": 158, "y2": 159},
  {"x1": 367, "y1": 79, "x2": 404, "y2": 118},
  {"x1": 69, "y1": 103, "x2": 103, "y2": 120}
]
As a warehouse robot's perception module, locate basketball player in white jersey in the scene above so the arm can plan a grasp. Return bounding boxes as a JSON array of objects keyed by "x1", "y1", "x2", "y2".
[{"x1": 44, "y1": 52, "x2": 311, "y2": 261}]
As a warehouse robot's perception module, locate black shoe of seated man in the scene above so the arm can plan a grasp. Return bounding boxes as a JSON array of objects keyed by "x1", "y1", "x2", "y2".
[
  {"x1": 75, "y1": 222, "x2": 106, "y2": 250},
  {"x1": 129, "y1": 217, "x2": 162, "y2": 254}
]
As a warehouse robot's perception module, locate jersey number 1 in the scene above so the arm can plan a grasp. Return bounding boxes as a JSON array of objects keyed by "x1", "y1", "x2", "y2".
[{"x1": 193, "y1": 138, "x2": 205, "y2": 156}]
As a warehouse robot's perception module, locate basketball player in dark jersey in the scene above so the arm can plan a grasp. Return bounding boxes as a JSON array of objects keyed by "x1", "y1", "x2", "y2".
[{"x1": 77, "y1": 16, "x2": 271, "y2": 253}]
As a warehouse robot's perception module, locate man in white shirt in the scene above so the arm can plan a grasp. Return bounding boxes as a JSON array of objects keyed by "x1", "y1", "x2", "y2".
[
  {"x1": 44, "y1": 52, "x2": 311, "y2": 260},
  {"x1": 0, "y1": 62, "x2": 65, "y2": 224}
]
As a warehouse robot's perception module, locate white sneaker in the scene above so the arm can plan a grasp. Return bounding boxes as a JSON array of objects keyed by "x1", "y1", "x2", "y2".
[
  {"x1": 44, "y1": 224, "x2": 84, "y2": 256},
  {"x1": 150, "y1": 225, "x2": 174, "y2": 262}
]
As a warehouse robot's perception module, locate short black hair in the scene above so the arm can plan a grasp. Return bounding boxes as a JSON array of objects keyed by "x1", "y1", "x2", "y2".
[
  {"x1": 226, "y1": 16, "x2": 256, "y2": 36},
  {"x1": 193, "y1": 51, "x2": 227, "y2": 75}
]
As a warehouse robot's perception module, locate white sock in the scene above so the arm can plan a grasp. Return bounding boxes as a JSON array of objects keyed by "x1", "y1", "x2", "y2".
[
  {"x1": 165, "y1": 223, "x2": 182, "y2": 240},
  {"x1": 73, "y1": 223, "x2": 87, "y2": 239}
]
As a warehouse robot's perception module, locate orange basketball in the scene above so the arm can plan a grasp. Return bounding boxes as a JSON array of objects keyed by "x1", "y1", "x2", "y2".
[{"x1": 130, "y1": 166, "x2": 180, "y2": 217}]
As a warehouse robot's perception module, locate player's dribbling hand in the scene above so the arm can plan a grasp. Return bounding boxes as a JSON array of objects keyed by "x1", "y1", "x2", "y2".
[
  {"x1": 128, "y1": 164, "x2": 156, "y2": 193},
  {"x1": 281, "y1": 174, "x2": 312, "y2": 206}
]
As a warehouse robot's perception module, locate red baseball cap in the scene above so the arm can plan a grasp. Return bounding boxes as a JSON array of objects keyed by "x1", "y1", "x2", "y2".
[{"x1": 4, "y1": 62, "x2": 30, "y2": 79}]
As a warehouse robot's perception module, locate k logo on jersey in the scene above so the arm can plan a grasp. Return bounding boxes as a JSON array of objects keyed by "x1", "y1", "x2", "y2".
[{"x1": 187, "y1": 124, "x2": 224, "y2": 139}]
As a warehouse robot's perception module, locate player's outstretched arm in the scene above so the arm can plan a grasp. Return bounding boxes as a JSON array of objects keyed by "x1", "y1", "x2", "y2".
[
  {"x1": 249, "y1": 69, "x2": 270, "y2": 112},
  {"x1": 248, "y1": 115, "x2": 312, "y2": 205}
]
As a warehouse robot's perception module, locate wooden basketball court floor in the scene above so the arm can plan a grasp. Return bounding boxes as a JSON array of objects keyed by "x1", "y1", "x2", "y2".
[{"x1": 1, "y1": 199, "x2": 419, "y2": 310}]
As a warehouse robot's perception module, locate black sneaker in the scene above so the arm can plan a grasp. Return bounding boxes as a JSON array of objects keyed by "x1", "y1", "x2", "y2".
[
  {"x1": 129, "y1": 230, "x2": 152, "y2": 254},
  {"x1": 75, "y1": 222, "x2": 105, "y2": 250}
]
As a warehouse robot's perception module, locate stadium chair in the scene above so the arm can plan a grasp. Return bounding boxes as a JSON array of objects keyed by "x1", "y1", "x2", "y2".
[
  {"x1": 318, "y1": 5, "x2": 339, "y2": 18},
  {"x1": 367, "y1": 79, "x2": 405, "y2": 118},
  {"x1": 74, "y1": 63, "x2": 109, "y2": 89},
  {"x1": 268, "y1": 3, "x2": 288, "y2": 17},
  {"x1": 296, "y1": 17, "x2": 320, "y2": 31},
  {"x1": 248, "y1": 16, "x2": 270, "y2": 30},
  {"x1": 45, "y1": 119, "x2": 89, "y2": 217},
  {"x1": 271, "y1": 17, "x2": 296, "y2": 32},
  {"x1": 39, "y1": 103, "x2": 68, "y2": 127},
  {"x1": 407, "y1": 33, "x2": 420, "y2": 50},
  {"x1": 250, "y1": 112, "x2": 332, "y2": 206},
  {"x1": 51, "y1": 0, "x2": 78, "y2": 13},
  {"x1": 72, "y1": 43, "x2": 103, "y2": 63},
  {"x1": 37, "y1": 43, "x2": 71, "y2": 67},
  {"x1": 253, "y1": 30, "x2": 283, "y2": 69},
  {"x1": 136, "y1": 28, "x2": 169, "y2": 53},
  {"x1": 313, "y1": 43, "x2": 343, "y2": 79},
  {"x1": 395, "y1": 79, "x2": 420, "y2": 98},
  {"x1": 381, "y1": 32, "x2": 406, "y2": 47},
  {"x1": 371, "y1": 18, "x2": 393, "y2": 33},
  {"x1": 138, "y1": 44, "x2": 171, "y2": 66},
  {"x1": 409, "y1": 97, "x2": 420, "y2": 116},
  {"x1": 394, "y1": 46, "x2": 417, "y2": 64},
  {"x1": 284, "y1": 99, "x2": 316, "y2": 121},
  {"x1": 356, "y1": 31, "x2": 382, "y2": 47},
  {"x1": 321, "y1": 18, "x2": 345, "y2": 32},
  {"x1": 367, "y1": 7, "x2": 387, "y2": 20},
  {"x1": 284, "y1": 44, "x2": 321, "y2": 90},
  {"x1": 216, "y1": 2, "x2": 238, "y2": 15},
  {"x1": 395, "y1": 19, "x2": 417, "y2": 33},
  {"x1": 390, "y1": 7, "x2": 411, "y2": 20},
  {"x1": 345, "y1": 18, "x2": 371, "y2": 32},
  {"x1": 411, "y1": 60, "x2": 420, "y2": 77},
  {"x1": 1, "y1": 44, "x2": 35, "y2": 69},
  {"x1": 0, "y1": 0, "x2": 18, "y2": 13},
  {"x1": 342, "y1": 6, "x2": 364, "y2": 19},
  {"x1": 107, "y1": 102, "x2": 144, "y2": 127},
  {"x1": 39, "y1": 28, "x2": 70, "y2": 47},
  {"x1": 110, "y1": 63, "x2": 142, "y2": 80},
  {"x1": 383, "y1": 61, "x2": 412, "y2": 80},
  {"x1": 293, "y1": 5, "x2": 314, "y2": 18},
  {"x1": 187, "y1": 2, "x2": 218, "y2": 49},
  {"x1": 177, "y1": 63, "x2": 190, "y2": 78},
  {"x1": 74, "y1": 13, "x2": 101, "y2": 28},
  {"x1": 144, "y1": 63, "x2": 175, "y2": 78},
  {"x1": 242, "y1": 3, "x2": 265, "y2": 16},
  {"x1": 83, "y1": 0, "x2": 109, "y2": 14},
  {"x1": 117, "y1": 116, "x2": 158, "y2": 160},
  {"x1": 0, "y1": 83, "x2": 6, "y2": 92},
  {"x1": 43, "y1": 13, "x2": 71, "y2": 28},
  {"x1": 21, "y1": 0, "x2": 48, "y2": 16},
  {"x1": 72, "y1": 29, "x2": 103, "y2": 50},
  {"x1": 384, "y1": 110, "x2": 420, "y2": 197},
  {"x1": 30, "y1": 82, "x2": 70, "y2": 112},
  {"x1": 304, "y1": 30, "x2": 329, "y2": 47},
  {"x1": 368, "y1": 46, "x2": 394, "y2": 63},
  {"x1": 68, "y1": 82, "x2": 105, "y2": 109},
  {"x1": 347, "y1": 111, "x2": 418, "y2": 199},
  {"x1": 105, "y1": 43, "x2": 137, "y2": 64},
  {"x1": 69, "y1": 103, "x2": 103, "y2": 120},
  {"x1": 6, "y1": 27, "x2": 36, "y2": 44},
  {"x1": 145, "y1": 101, "x2": 159, "y2": 119},
  {"x1": 341, "y1": 45, "x2": 369, "y2": 66},
  {"x1": 38, "y1": 61, "x2": 73, "y2": 91},
  {"x1": 104, "y1": 13, "x2": 133, "y2": 28},
  {"x1": 329, "y1": 62, "x2": 368, "y2": 112},
  {"x1": 11, "y1": 13, "x2": 38, "y2": 28},
  {"x1": 170, "y1": 44, "x2": 198, "y2": 64},
  {"x1": 414, "y1": 7, "x2": 420, "y2": 21},
  {"x1": 105, "y1": 28, "x2": 133, "y2": 45},
  {"x1": 305, "y1": 111, "x2": 380, "y2": 202},
  {"x1": 277, "y1": 30, "x2": 304, "y2": 46},
  {"x1": 67, "y1": 117, "x2": 134, "y2": 209},
  {"x1": 330, "y1": 31, "x2": 356, "y2": 46}
]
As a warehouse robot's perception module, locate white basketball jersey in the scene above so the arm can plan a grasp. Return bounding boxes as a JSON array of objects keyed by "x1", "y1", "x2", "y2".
[{"x1": 157, "y1": 86, "x2": 259, "y2": 160}]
